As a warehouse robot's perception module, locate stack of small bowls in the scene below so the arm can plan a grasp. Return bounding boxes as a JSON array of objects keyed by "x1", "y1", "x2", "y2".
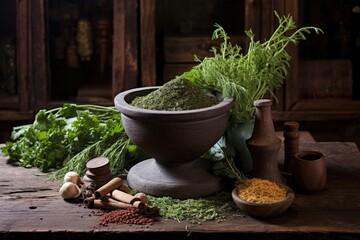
[{"x1": 83, "y1": 157, "x2": 112, "y2": 189}]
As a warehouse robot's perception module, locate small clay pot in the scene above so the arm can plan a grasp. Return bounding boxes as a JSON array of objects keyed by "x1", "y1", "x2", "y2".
[{"x1": 292, "y1": 151, "x2": 327, "y2": 193}]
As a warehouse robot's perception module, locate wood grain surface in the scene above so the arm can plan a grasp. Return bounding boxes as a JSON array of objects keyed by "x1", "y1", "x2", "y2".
[{"x1": 0, "y1": 141, "x2": 359, "y2": 240}]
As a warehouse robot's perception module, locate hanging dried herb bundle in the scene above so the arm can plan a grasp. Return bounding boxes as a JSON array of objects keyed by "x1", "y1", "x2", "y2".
[{"x1": 131, "y1": 78, "x2": 219, "y2": 111}]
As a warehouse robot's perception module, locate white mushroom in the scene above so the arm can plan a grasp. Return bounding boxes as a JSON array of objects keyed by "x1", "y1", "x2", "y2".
[
  {"x1": 59, "y1": 182, "x2": 81, "y2": 200},
  {"x1": 64, "y1": 171, "x2": 83, "y2": 186}
]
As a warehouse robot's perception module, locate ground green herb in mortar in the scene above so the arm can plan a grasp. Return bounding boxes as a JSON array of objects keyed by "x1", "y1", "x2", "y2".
[{"x1": 131, "y1": 78, "x2": 219, "y2": 111}]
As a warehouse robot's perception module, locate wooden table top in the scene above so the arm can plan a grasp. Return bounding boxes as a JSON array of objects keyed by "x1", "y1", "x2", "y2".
[{"x1": 0, "y1": 140, "x2": 359, "y2": 240}]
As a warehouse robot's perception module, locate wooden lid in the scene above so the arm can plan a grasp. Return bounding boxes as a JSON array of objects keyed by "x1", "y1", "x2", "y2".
[{"x1": 86, "y1": 157, "x2": 109, "y2": 170}]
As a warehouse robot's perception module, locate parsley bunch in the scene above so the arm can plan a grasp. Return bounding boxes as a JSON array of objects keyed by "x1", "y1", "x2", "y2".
[{"x1": 1, "y1": 103, "x2": 147, "y2": 179}]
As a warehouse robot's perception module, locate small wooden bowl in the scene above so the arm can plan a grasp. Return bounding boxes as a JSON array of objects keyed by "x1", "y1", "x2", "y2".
[{"x1": 231, "y1": 183, "x2": 295, "y2": 218}]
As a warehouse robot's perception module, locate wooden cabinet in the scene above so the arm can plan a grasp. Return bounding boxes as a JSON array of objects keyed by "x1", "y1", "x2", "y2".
[
  {"x1": 0, "y1": 0, "x2": 32, "y2": 121},
  {"x1": 30, "y1": 0, "x2": 142, "y2": 111},
  {"x1": 243, "y1": 0, "x2": 360, "y2": 121},
  {"x1": 156, "y1": 0, "x2": 245, "y2": 83},
  {"x1": 162, "y1": 35, "x2": 245, "y2": 82},
  {"x1": 141, "y1": 0, "x2": 360, "y2": 121},
  {"x1": 0, "y1": 0, "x2": 143, "y2": 122},
  {"x1": 1, "y1": 0, "x2": 359, "y2": 135}
]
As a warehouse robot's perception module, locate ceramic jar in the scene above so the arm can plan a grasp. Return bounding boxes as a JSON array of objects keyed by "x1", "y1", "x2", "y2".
[
  {"x1": 246, "y1": 99, "x2": 284, "y2": 183},
  {"x1": 292, "y1": 150, "x2": 327, "y2": 193}
]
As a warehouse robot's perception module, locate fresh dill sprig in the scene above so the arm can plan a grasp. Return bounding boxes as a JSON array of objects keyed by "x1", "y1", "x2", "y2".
[{"x1": 180, "y1": 11, "x2": 323, "y2": 126}]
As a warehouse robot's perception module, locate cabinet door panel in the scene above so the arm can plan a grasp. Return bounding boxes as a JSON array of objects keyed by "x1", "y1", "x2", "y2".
[
  {"x1": 0, "y1": 0, "x2": 32, "y2": 121},
  {"x1": 31, "y1": 0, "x2": 139, "y2": 109},
  {"x1": 248, "y1": 0, "x2": 360, "y2": 120}
]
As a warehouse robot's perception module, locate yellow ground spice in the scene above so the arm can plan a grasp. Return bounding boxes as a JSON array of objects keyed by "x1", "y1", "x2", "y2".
[{"x1": 236, "y1": 178, "x2": 287, "y2": 204}]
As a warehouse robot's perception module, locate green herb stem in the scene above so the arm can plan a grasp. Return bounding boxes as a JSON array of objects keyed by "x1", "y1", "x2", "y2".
[{"x1": 180, "y1": 11, "x2": 323, "y2": 125}]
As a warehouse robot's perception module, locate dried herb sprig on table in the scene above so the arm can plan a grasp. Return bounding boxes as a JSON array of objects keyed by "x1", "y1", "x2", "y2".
[{"x1": 147, "y1": 191, "x2": 240, "y2": 224}]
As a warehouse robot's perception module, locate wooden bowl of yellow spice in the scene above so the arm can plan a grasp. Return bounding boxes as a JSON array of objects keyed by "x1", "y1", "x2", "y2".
[{"x1": 232, "y1": 178, "x2": 295, "y2": 218}]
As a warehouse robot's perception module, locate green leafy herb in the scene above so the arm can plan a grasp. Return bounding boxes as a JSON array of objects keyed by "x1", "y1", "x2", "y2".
[
  {"x1": 180, "y1": 11, "x2": 323, "y2": 125},
  {"x1": 202, "y1": 136, "x2": 248, "y2": 185},
  {"x1": 1, "y1": 103, "x2": 148, "y2": 180}
]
